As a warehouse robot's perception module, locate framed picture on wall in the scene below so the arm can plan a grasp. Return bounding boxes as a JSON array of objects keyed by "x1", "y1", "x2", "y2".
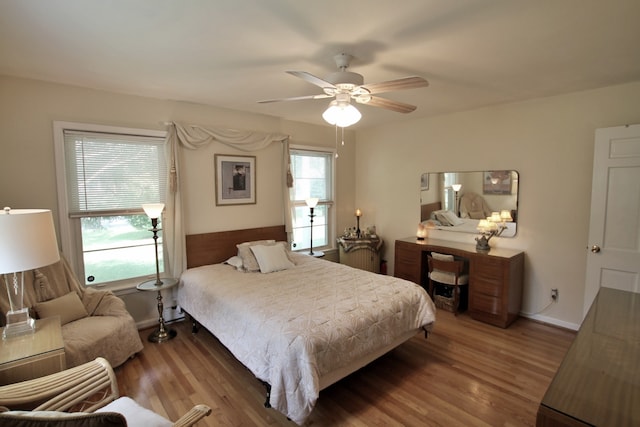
[
  {"x1": 483, "y1": 170, "x2": 512, "y2": 195},
  {"x1": 420, "y1": 172, "x2": 429, "y2": 190},
  {"x1": 215, "y1": 154, "x2": 256, "y2": 205}
]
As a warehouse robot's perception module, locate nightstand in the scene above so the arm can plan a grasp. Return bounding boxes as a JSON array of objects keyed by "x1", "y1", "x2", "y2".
[
  {"x1": 0, "y1": 316, "x2": 66, "y2": 385},
  {"x1": 337, "y1": 236, "x2": 383, "y2": 273}
]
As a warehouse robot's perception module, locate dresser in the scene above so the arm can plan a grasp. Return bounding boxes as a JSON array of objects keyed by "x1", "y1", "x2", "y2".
[
  {"x1": 394, "y1": 237, "x2": 524, "y2": 328},
  {"x1": 537, "y1": 288, "x2": 639, "y2": 426}
]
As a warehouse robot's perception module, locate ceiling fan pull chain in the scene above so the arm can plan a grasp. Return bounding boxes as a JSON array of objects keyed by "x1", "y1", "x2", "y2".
[{"x1": 335, "y1": 124, "x2": 339, "y2": 159}]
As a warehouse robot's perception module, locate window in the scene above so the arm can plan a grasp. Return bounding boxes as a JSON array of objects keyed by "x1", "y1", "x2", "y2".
[
  {"x1": 289, "y1": 147, "x2": 335, "y2": 252},
  {"x1": 443, "y1": 172, "x2": 459, "y2": 212},
  {"x1": 54, "y1": 122, "x2": 167, "y2": 288}
]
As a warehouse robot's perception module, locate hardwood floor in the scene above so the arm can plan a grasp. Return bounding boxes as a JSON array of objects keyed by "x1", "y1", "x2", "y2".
[{"x1": 115, "y1": 312, "x2": 575, "y2": 426}]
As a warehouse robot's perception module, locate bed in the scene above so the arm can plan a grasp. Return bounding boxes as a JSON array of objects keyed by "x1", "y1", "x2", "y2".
[
  {"x1": 178, "y1": 225, "x2": 436, "y2": 424},
  {"x1": 421, "y1": 201, "x2": 516, "y2": 237}
]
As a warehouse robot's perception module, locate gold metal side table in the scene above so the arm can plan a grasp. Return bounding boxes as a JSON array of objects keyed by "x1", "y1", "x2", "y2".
[{"x1": 137, "y1": 277, "x2": 178, "y2": 343}]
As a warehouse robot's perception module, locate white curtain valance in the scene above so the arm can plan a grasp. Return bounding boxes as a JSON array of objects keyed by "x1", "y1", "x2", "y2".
[{"x1": 174, "y1": 122, "x2": 288, "y2": 151}]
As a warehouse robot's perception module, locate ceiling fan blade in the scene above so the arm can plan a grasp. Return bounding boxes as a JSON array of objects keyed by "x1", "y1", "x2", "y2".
[
  {"x1": 358, "y1": 96, "x2": 418, "y2": 113},
  {"x1": 257, "y1": 93, "x2": 333, "y2": 104},
  {"x1": 286, "y1": 71, "x2": 337, "y2": 90},
  {"x1": 361, "y1": 76, "x2": 428, "y2": 95}
]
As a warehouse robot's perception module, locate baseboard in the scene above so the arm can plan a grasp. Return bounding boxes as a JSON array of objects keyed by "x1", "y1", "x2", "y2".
[
  {"x1": 520, "y1": 312, "x2": 580, "y2": 331},
  {"x1": 136, "y1": 319, "x2": 159, "y2": 330}
]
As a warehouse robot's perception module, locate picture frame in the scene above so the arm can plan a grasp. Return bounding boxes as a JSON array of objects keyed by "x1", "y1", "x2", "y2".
[
  {"x1": 420, "y1": 172, "x2": 429, "y2": 190},
  {"x1": 483, "y1": 170, "x2": 512, "y2": 195},
  {"x1": 214, "y1": 154, "x2": 256, "y2": 206}
]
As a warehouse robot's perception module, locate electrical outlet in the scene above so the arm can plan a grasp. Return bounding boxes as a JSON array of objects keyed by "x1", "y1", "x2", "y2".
[{"x1": 551, "y1": 288, "x2": 558, "y2": 301}]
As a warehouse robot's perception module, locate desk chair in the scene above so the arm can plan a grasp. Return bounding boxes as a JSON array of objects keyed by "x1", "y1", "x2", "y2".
[{"x1": 427, "y1": 253, "x2": 469, "y2": 315}]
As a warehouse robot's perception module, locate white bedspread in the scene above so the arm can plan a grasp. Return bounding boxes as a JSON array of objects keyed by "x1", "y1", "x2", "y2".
[{"x1": 177, "y1": 253, "x2": 436, "y2": 424}]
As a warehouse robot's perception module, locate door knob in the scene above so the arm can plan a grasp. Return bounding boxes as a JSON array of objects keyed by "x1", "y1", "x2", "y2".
[{"x1": 590, "y1": 245, "x2": 601, "y2": 253}]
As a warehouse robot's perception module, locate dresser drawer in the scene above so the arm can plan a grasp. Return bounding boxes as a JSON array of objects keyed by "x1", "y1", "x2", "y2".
[
  {"x1": 473, "y1": 279, "x2": 503, "y2": 297},
  {"x1": 471, "y1": 292, "x2": 501, "y2": 315},
  {"x1": 394, "y1": 241, "x2": 422, "y2": 284},
  {"x1": 473, "y1": 257, "x2": 504, "y2": 281}
]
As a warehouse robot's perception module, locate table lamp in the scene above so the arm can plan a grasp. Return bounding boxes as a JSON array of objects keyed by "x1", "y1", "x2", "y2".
[{"x1": 0, "y1": 208, "x2": 60, "y2": 339}]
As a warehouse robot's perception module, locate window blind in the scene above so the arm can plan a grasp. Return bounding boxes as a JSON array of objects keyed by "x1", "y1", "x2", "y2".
[
  {"x1": 290, "y1": 148, "x2": 333, "y2": 202},
  {"x1": 63, "y1": 130, "x2": 167, "y2": 217}
]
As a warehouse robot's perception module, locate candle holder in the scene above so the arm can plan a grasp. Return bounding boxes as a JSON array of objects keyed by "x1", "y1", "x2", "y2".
[{"x1": 355, "y1": 209, "x2": 362, "y2": 238}]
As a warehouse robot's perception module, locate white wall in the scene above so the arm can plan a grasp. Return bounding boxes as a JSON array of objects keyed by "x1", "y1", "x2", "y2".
[
  {"x1": 3, "y1": 74, "x2": 640, "y2": 330},
  {"x1": 356, "y1": 81, "x2": 640, "y2": 329},
  {"x1": 0, "y1": 75, "x2": 356, "y2": 327}
]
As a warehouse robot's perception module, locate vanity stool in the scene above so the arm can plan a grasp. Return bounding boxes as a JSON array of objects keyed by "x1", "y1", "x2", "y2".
[{"x1": 427, "y1": 253, "x2": 469, "y2": 314}]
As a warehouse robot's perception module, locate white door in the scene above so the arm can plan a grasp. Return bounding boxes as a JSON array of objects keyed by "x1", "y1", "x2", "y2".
[{"x1": 584, "y1": 124, "x2": 640, "y2": 317}]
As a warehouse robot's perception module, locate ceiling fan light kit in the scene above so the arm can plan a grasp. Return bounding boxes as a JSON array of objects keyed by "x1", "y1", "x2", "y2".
[
  {"x1": 322, "y1": 93, "x2": 362, "y2": 127},
  {"x1": 258, "y1": 53, "x2": 428, "y2": 127}
]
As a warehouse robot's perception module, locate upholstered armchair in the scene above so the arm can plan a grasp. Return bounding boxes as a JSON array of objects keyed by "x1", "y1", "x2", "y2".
[
  {"x1": 0, "y1": 257, "x2": 143, "y2": 368},
  {"x1": 0, "y1": 357, "x2": 212, "y2": 426}
]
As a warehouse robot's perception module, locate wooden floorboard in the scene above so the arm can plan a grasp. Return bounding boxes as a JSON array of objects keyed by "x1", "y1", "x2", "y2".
[{"x1": 115, "y1": 311, "x2": 575, "y2": 426}]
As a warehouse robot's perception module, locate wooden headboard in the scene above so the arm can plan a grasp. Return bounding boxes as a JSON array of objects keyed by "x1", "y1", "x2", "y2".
[
  {"x1": 421, "y1": 201, "x2": 442, "y2": 222},
  {"x1": 185, "y1": 225, "x2": 287, "y2": 269}
]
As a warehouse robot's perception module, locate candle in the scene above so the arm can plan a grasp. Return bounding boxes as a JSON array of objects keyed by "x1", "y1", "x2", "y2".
[{"x1": 355, "y1": 209, "x2": 362, "y2": 217}]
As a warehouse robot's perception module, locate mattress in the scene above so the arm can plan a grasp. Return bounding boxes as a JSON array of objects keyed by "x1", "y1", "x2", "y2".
[{"x1": 177, "y1": 252, "x2": 436, "y2": 424}]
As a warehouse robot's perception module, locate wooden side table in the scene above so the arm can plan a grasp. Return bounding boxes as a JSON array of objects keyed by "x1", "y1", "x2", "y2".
[
  {"x1": 137, "y1": 277, "x2": 178, "y2": 343},
  {"x1": 0, "y1": 316, "x2": 66, "y2": 385}
]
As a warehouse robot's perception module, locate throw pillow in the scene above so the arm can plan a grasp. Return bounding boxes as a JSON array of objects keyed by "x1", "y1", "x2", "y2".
[
  {"x1": 250, "y1": 244, "x2": 295, "y2": 273},
  {"x1": 236, "y1": 240, "x2": 276, "y2": 272},
  {"x1": 35, "y1": 292, "x2": 88, "y2": 325}
]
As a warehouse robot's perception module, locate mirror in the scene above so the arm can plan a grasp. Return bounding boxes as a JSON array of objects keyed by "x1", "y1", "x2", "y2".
[{"x1": 420, "y1": 170, "x2": 519, "y2": 237}]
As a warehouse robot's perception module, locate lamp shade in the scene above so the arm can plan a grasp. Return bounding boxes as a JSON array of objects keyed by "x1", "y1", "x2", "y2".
[
  {"x1": 322, "y1": 101, "x2": 362, "y2": 127},
  {"x1": 142, "y1": 203, "x2": 165, "y2": 219},
  {"x1": 500, "y1": 210, "x2": 513, "y2": 222},
  {"x1": 0, "y1": 208, "x2": 60, "y2": 274},
  {"x1": 451, "y1": 184, "x2": 462, "y2": 192},
  {"x1": 305, "y1": 198, "x2": 319, "y2": 208},
  {"x1": 489, "y1": 211, "x2": 502, "y2": 223}
]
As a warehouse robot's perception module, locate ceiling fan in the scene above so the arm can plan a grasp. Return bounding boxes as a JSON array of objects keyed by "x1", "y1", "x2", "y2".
[{"x1": 259, "y1": 53, "x2": 429, "y2": 125}]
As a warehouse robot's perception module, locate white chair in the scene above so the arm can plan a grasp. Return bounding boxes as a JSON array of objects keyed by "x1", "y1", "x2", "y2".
[
  {"x1": 0, "y1": 357, "x2": 211, "y2": 427},
  {"x1": 427, "y1": 253, "x2": 469, "y2": 315}
]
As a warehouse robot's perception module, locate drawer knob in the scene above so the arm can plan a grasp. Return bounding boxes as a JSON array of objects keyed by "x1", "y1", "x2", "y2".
[{"x1": 590, "y1": 245, "x2": 601, "y2": 253}]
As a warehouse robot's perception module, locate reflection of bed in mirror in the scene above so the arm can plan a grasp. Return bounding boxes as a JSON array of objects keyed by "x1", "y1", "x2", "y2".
[{"x1": 420, "y1": 171, "x2": 519, "y2": 237}]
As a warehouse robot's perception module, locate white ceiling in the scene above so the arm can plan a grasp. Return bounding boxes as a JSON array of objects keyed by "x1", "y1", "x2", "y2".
[{"x1": 2, "y1": 0, "x2": 640, "y2": 129}]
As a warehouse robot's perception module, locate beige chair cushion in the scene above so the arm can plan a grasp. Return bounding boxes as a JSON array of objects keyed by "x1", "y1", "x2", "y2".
[
  {"x1": 96, "y1": 397, "x2": 171, "y2": 427},
  {"x1": 430, "y1": 270, "x2": 469, "y2": 285},
  {"x1": 431, "y1": 252, "x2": 454, "y2": 261}
]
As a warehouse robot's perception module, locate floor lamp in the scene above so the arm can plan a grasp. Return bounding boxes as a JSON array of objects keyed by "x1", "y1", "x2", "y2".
[
  {"x1": 306, "y1": 198, "x2": 323, "y2": 257},
  {"x1": 0, "y1": 208, "x2": 60, "y2": 339},
  {"x1": 138, "y1": 203, "x2": 177, "y2": 343},
  {"x1": 452, "y1": 184, "x2": 462, "y2": 216}
]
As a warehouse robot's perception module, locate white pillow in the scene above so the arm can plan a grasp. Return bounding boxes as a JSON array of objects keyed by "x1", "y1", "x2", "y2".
[
  {"x1": 250, "y1": 244, "x2": 295, "y2": 273},
  {"x1": 236, "y1": 240, "x2": 276, "y2": 271},
  {"x1": 96, "y1": 396, "x2": 171, "y2": 427},
  {"x1": 435, "y1": 210, "x2": 464, "y2": 226},
  {"x1": 224, "y1": 255, "x2": 244, "y2": 270}
]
